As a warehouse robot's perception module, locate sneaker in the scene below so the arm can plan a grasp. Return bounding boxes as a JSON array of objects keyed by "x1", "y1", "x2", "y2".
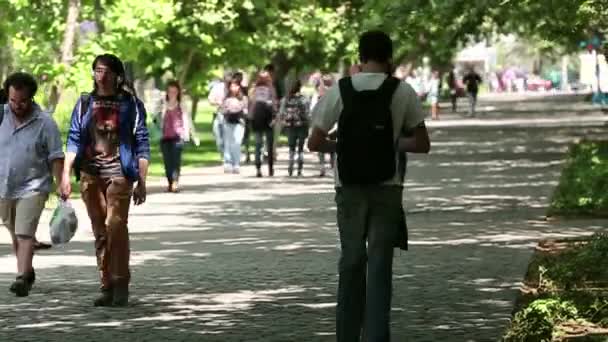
[
  {"x1": 94, "y1": 287, "x2": 114, "y2": 307},
  {"x1": 297, "y1": 170, "x2": 303, "y2": 177},
  {"x1": 288, "y1": 167, "x2": 293, "y2": 177},
  {"x1": 112, "y1": 286, "x2": 129, "y2": 307},
  {"x1": 319, "y1": 169, "x2": 326, "y2": 177},
  {"x1": 269, "y1": 169, "x2": 274, "y2": 177},
  {"x1": 256, "y1": 170, "x2": 262, "y2": 178},
  {"x1": 33, "y1": 241, "x2": 52, "y2": 251},
  {"x1": 232, "y1": 168, "x2": 240, "y2": 174}
]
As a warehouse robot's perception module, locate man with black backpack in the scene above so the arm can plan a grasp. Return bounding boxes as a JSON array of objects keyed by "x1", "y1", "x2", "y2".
[
  {"x1": 308, "y1": 31, "x2": 431, "y2": 341},
  {"x1": 59, "y1": 54, "x2": 150, "y2": 307}
]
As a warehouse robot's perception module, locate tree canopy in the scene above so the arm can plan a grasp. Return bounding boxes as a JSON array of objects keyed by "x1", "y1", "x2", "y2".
[{"x1": 0, "y1": 0, "x2": 605, "y2": 105}]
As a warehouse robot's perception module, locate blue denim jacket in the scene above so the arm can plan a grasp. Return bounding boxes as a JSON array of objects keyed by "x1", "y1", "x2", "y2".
[{"x1": 66, "y1": 94, "x2": 150, "y2": 182}]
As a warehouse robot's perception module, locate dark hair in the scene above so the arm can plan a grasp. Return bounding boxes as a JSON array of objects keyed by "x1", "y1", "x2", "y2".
[
  {"x1": 3, "y1": 72, "x2": 38, "y2": 98},
  {"x1": 165, "y1": 80, "x2": 182, "y2": 103},
  {"x1": 0, "y1": 87, "x2": 7, "y2": 104},
  {"x1": 233, "y1": 72, "x2": 244, "y2": 82},
  {"x1": 91, "y1": 53, "x2": 137, "y2": 97},
  {"x1": 255, "y1": 71, "x2": 272, "y2": 87},
  {"x1": 358, "y1": 30, "x2": 393, "y2": 64},
  {"x1": 227, "y1": 79, "x2": 243, "y2": 100},
  {"x1": 288, "y1": 80, "x2": 302, "y2": 97},
  {"x1": 263, "y1": 64, "x2": 275, "y2": 73}
]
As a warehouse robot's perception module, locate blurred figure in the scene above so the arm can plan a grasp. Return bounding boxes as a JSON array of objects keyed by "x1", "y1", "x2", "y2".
[
  {"x1": 463, "y1": 67, "x2": 482, "y2": 116},
  {"x1": 427, "y1": 71, "x2": 440, "y2": 120},
  {"x1": 311, "y1": 74, "x2": 336, "y2": 177},
  {"x1": 447, "y1": 67, "x2": 458, "y2": 112},
  {"x1": 279, "y1": 80, "x2": 309, "y2": 177},
  {"x1": 249, "y1": 71, "x2": 278, "y2": 177},
  {"x1": 221, "y1": 79, "x2": 248, "y2": 173}
]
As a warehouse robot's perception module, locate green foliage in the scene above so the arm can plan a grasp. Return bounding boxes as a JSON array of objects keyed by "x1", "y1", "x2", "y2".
[
  {"x1": 505, "y1": 298, "x2": 578, "y2": 341},
  {"x1": 542, "y1": 233, "x2": 608, "y2": 290},
  {"x1": 549, "y1": 141, "x2": 608, "y2": 217},
  {"x1": 505, "y1": 233, "x2": 608, "y2": 341}
]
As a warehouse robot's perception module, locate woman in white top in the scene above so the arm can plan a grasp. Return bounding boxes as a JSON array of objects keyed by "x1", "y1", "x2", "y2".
[{"x1": 221, "y1": 79, "x2": 248, "y2": 173}]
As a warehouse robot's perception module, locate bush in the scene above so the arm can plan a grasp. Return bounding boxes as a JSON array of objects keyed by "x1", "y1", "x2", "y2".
[{"x1": 548, "y1": 141, "x2": 608, "y2": 217}]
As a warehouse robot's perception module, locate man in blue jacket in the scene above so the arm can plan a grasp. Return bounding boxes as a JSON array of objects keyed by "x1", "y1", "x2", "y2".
[{"x1": 60, "y1": 54, "x2": 150, "y2": 307}]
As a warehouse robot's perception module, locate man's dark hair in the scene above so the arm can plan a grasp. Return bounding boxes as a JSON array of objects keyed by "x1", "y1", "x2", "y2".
[
  {"x1": 3, "y1": 72, "x2": 38, "y2": 98},
  {"x1": 0, "y1": 87, "x2": 7, "y2": 104},
  {"x1": 288, "y1": 80, "x2": 302, "y2": 97},
  {"x1": 91, "y1": 53, "x2": 137, "y2": 97},
  {"x1": 358, "y1": 30, "x2": 393, "y2": 64}
]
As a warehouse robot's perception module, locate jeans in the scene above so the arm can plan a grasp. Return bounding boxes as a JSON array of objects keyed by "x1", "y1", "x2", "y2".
[
  {"x1": 212, "y1": 113, "x2": 224, "y2": 155},
  {"x1": 254, "y1": 128, "x2": 274, "y2": 172},
  {"x1": 243, "y1": 119, "x2": 252, "y2": 162},
  {"x1": 335, "y1": 185, "x2": 404, "y2": 342},
  {"x1": 223, "y1": 122, "x2": 245, "y2": 170},
  {"x1": 286, "y1": 126, "x2": 307, "y2": 174},
  {"x1": 80, "y1": 173, "x2": 133, "y2": 289},
  {"x1": 319, "y1": 152, "x2": 335, "y2": 172},
  {"x1": 468, "y1": 91, "x2": 478, "y2": 116},
  {"x1": 160, "y1": 138, "x2": 183, "y2": 184}
]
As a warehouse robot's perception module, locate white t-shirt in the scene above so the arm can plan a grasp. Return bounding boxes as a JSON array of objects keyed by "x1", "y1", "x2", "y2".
[{"x1": 311, "y1": 72, "x2": 427, "y2": 187}]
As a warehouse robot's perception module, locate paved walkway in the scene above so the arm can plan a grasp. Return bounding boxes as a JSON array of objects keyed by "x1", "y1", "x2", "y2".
[{"x1": 0, "y1": 95, "x2": 607, "y2": 341}]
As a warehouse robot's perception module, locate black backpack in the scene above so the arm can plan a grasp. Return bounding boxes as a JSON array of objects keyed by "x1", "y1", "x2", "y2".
[{"x1": 337, "y1": 76, "x2": 400, "y2": 185}]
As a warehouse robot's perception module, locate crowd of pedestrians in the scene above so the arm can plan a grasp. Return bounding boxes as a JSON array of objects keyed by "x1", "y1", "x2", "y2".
[{"x1": 0, "y1": 30, "x2": 434, "y2": 341}]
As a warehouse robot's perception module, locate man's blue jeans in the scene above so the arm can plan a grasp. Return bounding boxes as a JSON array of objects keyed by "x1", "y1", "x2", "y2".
[{"x1": 335, "y1": 185, "x2": 404, "y2": 342}]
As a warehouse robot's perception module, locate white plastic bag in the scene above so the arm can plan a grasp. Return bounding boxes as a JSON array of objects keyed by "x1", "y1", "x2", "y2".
[{"x1": 49, "y1": 200, "x2": 78, "y2": 244}]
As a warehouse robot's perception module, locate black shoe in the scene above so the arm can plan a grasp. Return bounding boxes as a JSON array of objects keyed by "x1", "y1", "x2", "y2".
[
  {"x1": 297, "y1": 170, "x2": 303, "y2": 177},
  {"x1": 288, "y1": 167, "x2": 293, "y2": 177},
  {"x1": 10, "y1": 270, "x2": 35, "y2": 297},
  {"x1": 112, "y1": 286, "x2": 129, "y2": 307},
  {"x1": 269, "y1": 168, "x2": 274, "y2": 177},
  {"x1": 319, "y1": 170, "x2": 325, "y2": 177},
  {"x1": 34, "y1": 241, "x2": 52, "y2": 251},
  {"x1": 94, "y1": 287, "x2": 114, "y2": 307},
  {"x1": 256, "y1": 170, "x2": 262, "y2": 178}
]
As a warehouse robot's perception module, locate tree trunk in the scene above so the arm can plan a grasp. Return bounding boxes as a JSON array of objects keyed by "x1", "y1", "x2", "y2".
[
  {"x1": 271, "y1": 50, "x2": 292, "y2": 98},
  {"x1": 94, "y1": 0, "x2": 105, "y2": 33},
  {"x1": 48, "y1": 0, "x2": 81, "y2": 112},
  {"x1": 179, "y1": 49, "x2": 195, "y2": 86},
  {"x1": 191, "y1": 96, "x2": 200, "y2": 121}
]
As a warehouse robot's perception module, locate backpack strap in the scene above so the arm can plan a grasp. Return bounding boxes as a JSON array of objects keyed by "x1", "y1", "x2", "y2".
[
  {"x1": 78, "y1": 93, "x2": 91, "y2": 128},
  {"x1": 377, "y1": 76, "x2": 400, "y2": 101},
  {"x1": 338, "y1": 77, "x2": 355, "y2": 110}
]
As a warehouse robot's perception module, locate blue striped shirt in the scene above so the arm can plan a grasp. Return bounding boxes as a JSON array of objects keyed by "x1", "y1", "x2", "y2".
[{"x1": 0, "y1": 104, "x2": 64, "y2": 199}]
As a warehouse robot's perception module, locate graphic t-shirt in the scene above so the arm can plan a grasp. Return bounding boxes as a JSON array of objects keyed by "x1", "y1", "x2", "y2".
[
  {"x1": 162, "y1": 106, "x2": 184, "y2": 139},
  {"x1": 83, "y1": 96, "x2": 122, "y2": 178}
]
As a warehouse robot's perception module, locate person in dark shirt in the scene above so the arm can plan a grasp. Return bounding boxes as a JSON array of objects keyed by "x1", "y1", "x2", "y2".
[{"x1": 463, "y1": 68, "x2": 482, "y2": 116}]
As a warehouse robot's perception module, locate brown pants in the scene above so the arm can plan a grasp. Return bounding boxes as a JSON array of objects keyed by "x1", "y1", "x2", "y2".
[{"x1": 80, "y1": 172, "x2": 132, "y2": 289}]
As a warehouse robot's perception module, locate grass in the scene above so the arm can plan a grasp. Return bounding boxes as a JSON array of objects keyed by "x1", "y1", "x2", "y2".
[{"x1": 548, "y1": 140, "x2": 608, "y2": 218}]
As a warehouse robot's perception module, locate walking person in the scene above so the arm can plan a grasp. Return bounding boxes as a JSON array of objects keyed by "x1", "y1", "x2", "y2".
[
  {"x1": 279, "y1": 80, "x2": 309, "y2": 177},
  {"x1": 249, "y1": 71, "x2": 278, "y2": 177},
  {"x1": 0, "y1": 72, "x2": 65, "y2": 297},
  {"x1": 463, "y1": 67, "x2": 482, "y2": 116},
  {"x1": 60, "y1": 53, "x2": 150, "y2": 307},
  {"x1": 428, "y1": 70, "x2": 440, "y2": 120},
  {"x1": 0, "y1": 87, "x2": 52, "y2": 251},
  {"x1": 208, "y1": 72, "x2": 230, "y2": 158},
  {"x1": 221, "y1": 79, "x2": 248, "y2": 174},
  {"x1": 307, "y1": 31, "x2": 431, "y2": 341},
  {"x1": 232, "y1": 72, "x2": 253, "y2": 164},
  {"x1": 157, "y1": 80, "x2": 198, "y2": 193},
  {"x1": 311, "y1": 74, "x2": 336, "y2": 177},
  {"x1": 447, "y1": 66, "x2": 458, "y2": 112}
]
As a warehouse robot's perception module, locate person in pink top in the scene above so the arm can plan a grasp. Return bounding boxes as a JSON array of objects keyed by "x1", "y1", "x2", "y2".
[{"x1": 158, "y1": 80, "x2": 197, "y2": 192}]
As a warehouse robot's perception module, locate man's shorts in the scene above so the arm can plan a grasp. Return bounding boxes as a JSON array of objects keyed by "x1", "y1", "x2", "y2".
[{"x1": 0, "y1": 193, "x2": 48, "y2": 237}]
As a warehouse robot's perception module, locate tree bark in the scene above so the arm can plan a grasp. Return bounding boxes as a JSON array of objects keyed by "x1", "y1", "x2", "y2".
[
  {"x1": 179, "y1": 49, "x2": 196, "y2": 86},
  {"x1": 49, "y1": 0, "x2": 81, "y2": 112},
  {"x1": 190, "y1": 96, "x2": 200, "y2": 121}
]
